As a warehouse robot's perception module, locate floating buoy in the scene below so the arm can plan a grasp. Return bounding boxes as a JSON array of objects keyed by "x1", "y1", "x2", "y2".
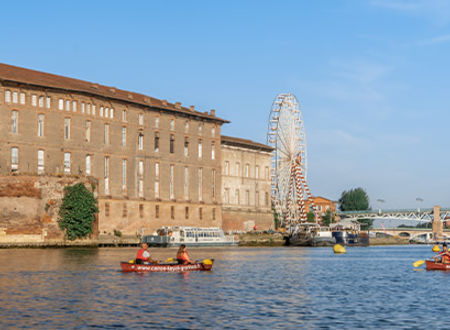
[
  {"x1": 202, "y1": 259, "x2": 213, "y2": 265},
  {"x1": 432, "y1": 245, "x2": 440, "y2": 253},
  {"x1": 333, "y1": 244, "x2": 346, "y2": 254}
]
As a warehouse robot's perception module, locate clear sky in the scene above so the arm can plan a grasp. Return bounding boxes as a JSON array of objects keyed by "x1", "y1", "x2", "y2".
[{"x1": 1, "y1": 0, "x2": 449, "y2": 209}]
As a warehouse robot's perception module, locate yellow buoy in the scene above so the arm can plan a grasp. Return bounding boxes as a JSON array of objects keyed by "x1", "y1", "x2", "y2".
[
  {"x1": 432, "y1": 245, "x2": 440, "y2": 253},
  {"x1": 202, "y1": 259, "x2": 213, "y2": 265},
  {"x1": 333, "y1": 244, "x2": 346, "y2": 254}
]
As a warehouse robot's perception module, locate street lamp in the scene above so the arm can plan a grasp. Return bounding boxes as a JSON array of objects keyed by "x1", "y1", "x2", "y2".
[
  {"x1": 416, "y1": 197, "x2": 423, "y2": 213},
  {"x1": 376, "y1": 199, "x2": 385, "y2": 215}
]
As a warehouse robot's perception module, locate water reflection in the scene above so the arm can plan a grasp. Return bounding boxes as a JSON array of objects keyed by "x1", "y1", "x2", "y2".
[{"x1": 0, "y1": 246, "x2": 448, "y2": 328}]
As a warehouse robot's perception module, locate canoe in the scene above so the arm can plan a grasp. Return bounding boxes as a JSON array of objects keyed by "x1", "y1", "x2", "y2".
[
  {"x1": 425, "y1": 260, "x2": 450, "y2": 271},
  {"x1": 120, "y1": 260, "x2": 214, "y2": 273}
]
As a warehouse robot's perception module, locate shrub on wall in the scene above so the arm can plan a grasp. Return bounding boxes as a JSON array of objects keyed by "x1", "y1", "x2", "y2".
[{"x1": 58, "y1": 183, "x2": 98, "y2": 240}]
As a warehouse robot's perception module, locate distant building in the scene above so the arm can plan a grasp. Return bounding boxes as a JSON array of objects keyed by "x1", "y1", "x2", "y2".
[
  {"x1": 221, "y1": 135, "x2": 274, "y2": 231},
  {"x1": 306, "y1": 196, "x2": 337, "y2": 222}
]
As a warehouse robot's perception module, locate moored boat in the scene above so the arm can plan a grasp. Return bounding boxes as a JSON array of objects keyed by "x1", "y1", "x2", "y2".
[
  {"x1": 121, "y1": 259, "x2": 214, "y2": 272},
  {"x1": 287, "y1": 223, "x2": 335, "y2": 247},
  {"x1": 425, "y1": 260, "x2": 450, "y2": 271}
]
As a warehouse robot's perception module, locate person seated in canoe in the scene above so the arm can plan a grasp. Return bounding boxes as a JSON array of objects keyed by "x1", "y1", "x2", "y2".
[
  {"x1": 176, "y1": 244, "x2": 194, "y2": 265},
  {"x1": 434, "y1": 243, "x2": 450, "y2": 264},
  {"x1": 136, "y1": 243, "x2": 158, "y2": 265}
]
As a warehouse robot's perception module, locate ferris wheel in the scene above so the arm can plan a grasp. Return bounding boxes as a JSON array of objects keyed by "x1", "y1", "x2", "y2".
[{"x1": 267, "y1": 93, "x2": 317, "y2": 228}]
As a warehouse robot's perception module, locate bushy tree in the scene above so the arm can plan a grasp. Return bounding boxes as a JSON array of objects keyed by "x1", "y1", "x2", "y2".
[
  {"x1": 339, "y1": 187, "x2": 370, "y2": 211},
  {"x1": 322, "y1": 209, "x2": 335, "y2": 226},
  {"x1": 58, "y1": 183, "x2": 98, "y2": 240},
  {"x1": 307, "y1": 211, "x2": 316, "y2": 223}
]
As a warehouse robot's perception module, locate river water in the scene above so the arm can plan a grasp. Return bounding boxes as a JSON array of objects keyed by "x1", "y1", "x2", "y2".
[{"x1": 0, "y1": 245, "x2": 448, "y2": 329}]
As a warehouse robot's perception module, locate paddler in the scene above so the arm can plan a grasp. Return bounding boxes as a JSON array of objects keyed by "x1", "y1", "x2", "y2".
[
  {"x1": 176, "y1": 244, "x2": 194, "y2": 265},
  {"x1": 136, "y1": 242, "x2": 158, "y2": 265},
  {"x1": 434, "y1": 243, "x2": 450, "y2": 264}
]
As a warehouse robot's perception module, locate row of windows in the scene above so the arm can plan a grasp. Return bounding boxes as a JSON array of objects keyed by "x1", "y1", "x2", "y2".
[
  {"x1": 104, "y1": 202, "x2": 216, "y2": 221},
  {"x1": 4, "y1": 90, "x2": 216, "y2": 135},
  {"x1": 224, "y1": 161, "x2": 270, "y2": 179},
  {"x1": 223, "y1": 188, "x2": 270, "y2": 207},
  {"x1": 9, "y1": 147, "x2": 216, "y2": 200}
]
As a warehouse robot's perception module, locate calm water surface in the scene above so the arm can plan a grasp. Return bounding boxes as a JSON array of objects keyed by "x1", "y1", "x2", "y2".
[{"x1": 0, "y1": 245, "x2": 448, "y2": 329}]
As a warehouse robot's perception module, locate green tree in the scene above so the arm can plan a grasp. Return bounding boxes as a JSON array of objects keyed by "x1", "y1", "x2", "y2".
[
  {"x1": 339, "y1": 187, "x2": 370, "y2": 211},
  {"x1": 58, "y1": 183, "x2": 98, "y2": 240},
  {"x1": 307, "y1": 211, "x2": 316, "y2": 223},
  {"x1": 357, "y1": 218, "x2": 374, "y2": 230},
  {"x1": 322, "y1": 209, "x2": 335, "y2": 226}
]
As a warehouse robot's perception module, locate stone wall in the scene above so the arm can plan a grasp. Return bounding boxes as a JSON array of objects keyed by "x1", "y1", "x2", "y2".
[{"x1": 0, "y1": 175, "x2": 97, "y2": 246}]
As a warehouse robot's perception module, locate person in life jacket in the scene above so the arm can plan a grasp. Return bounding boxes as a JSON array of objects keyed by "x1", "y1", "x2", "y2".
[
  {"x1": 434, "y1": 243, "x2": 450, "y2": 264},
  {"x1": 176, "y1": 244, "x2": 194, "y2": 265},
  {"x1": 136, "y1": 243, "x2": 158, "y2": 264}
]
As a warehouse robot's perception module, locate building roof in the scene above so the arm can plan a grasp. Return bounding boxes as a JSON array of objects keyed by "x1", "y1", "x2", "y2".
[
  {"x1": 0, "y1": 62, "x2": 229, "y2": 124},
  {"x1": 221, "y1": 135, "x2": 273, "y2": 152}
]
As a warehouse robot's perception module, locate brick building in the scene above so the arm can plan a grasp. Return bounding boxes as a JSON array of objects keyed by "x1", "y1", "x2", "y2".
[
  {"x1": 306, "y1": 196, "x2": 337, "y2": 222},
  {"x1": 0, "y1": 63, "x2": 228, "y2": 237},
  {"x1": 221, "y1": 135, "x2": 274, "y2": 231}
]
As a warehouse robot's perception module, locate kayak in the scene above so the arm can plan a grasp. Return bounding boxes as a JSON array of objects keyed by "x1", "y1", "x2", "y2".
[
  {"x1": 120, "y1": 259, "x2": 214, "y2": 273},
  {"x1": 425, "y1": 260, "x2": 450, "y2": 271}
]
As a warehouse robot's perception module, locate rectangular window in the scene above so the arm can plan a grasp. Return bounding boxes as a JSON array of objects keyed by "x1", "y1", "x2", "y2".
[
  {"x1": 265, "y1": 166, "x2": 269, "y2": 180},
  {"x1": 198, "y1": 124, "x2": 202, "y2": 135},
  {"x1": 224, "y1": 161, "x2": 229, "y2": 175},
  {"x1": 235, "y1": 189, "x2": 240, "y2": 205},
  {"x1": 5, "y1": 90, "x2": 11, "y2": 103},
  {"x1": 170, "y1": 164, "x2": 174, "y2": 199},
  {"x1": 37, "y1": 150, "x2": 44, "y2": 174},
  {"x1": 170, "y1": 119, "x2": 175, "y2": 130},
  {"x1": 185, "y1": 206, "x2": 189, "y2": 220},
  {"x1": 12, "y1": 91, "x2": 18, "y2": 104},
  {"x1": 170, "y1": 135, "x2": 175, "y2": 154},
  {"x1": 64, "y1": 152, "x2": 71, "y2": 174},
  {"x1": 139, "y1": 204, "x2": 144, "y2": 218},
  {"x1": 138, "y1": 132, "x2": 144, "y2": 150},
  {"x1": 122, "y1": 127, "x2": 127, "y2": 147},
  {"x1": 11, "y1": 147, "x2": 18, "y2": 172},
  {"x1": 184, "y1": 166, "x2": 189, "y2": 200},
  {"x1": 224, "y1": 188, "x2": 230, "y2": 204},
  {"x1": 31, "y1": 94, "x2": 37, "y2": 106},
  {"x1": 211, "y1": 142, "x2": 215, "y2": 160},
  {"x1": 265, "y1": 192, "x2": 269, "y2": 206},
  {"x1": 171, "y1": 206, "x2": 175, "y2": 220},
  {"x1": 104, "y1": 156, "x2": 110, "y2": 195},
  {"x1": 65, "y1": 100, "x2": 70, "y2": 111},
  {"x1": 245, "y1": 164, "x2": 249, "y2": 178},
  {"x1": 212, "y1": 208, "x2": 216, "y2": 220},
  {"x1": 256, "y1": 191, "x2": 260, "y2": 207},
  {"x1": 211, "y1": 127, "x2": 216, "y2": 137},
  {"x1": 199, "y1": 207, "x2": 203, "y2": 220},
  {"x1": 39, "y1": 96, "x2": 44, "y2": 108},
  {"x1": 105, "y1": 107, "x2": 109, "y2": 118},
  {"x1": 11, "y1": 110, "x2": 18, "y2": 134},
  {"x1": 110, "y1": 108, "x2": 114, "y2": 118},
  {"x1": 104, "y1": 124, "x2": 110, "y2": 145},
  {"x1": 86, "y1": 155, "x2": 91, "y2": 175},
  {"x1": 155, "y1": 117, "x2": 159, "y2": 128},
  {"x1": 122, "y1": 159, "x2": 127, "y2": 192},
  {"x1": 255, "y1": 165, "x2": 259, "y2": 179},
  {"x1": 72, "y1": 101, "x2": 77, "y2": 112},
  {"x1": 155, "y1": 163, "x2": 160, "y2": 199},
  {"x1": 85, "y1": 121, "x2": 91, "y2": 142},
  {"x1": 46, "y1": 96, "x2": 51, "y2": 109},
  {"x1": 20, "y1": 92, "x2": 26, "y2": 105},
  {"x1": 236, "y1": 162, "x2": 240, "y2": 177},
  {"x1": 100, "y1": 106, "x2": 104, "y2": 117},
  {"x1": 138, "y1": 160, "x2": 144, "y2": 198},
  {"x1": 87, "y1": 103, "x2": 91, "y2": 115},
  {"x1": 155, "y1": 205, "x2": 159, "y2": 218},
  {"x1": 92, "y1": 105, "x2": 96, "y2": 115},
  {"x1": 105, "y1": 203, "x2": 110, "y2": 217},
  {"x1": 185, "y1": 121, "x2": 189, "y2": 133},
  {"x1": 139, "y1": 113, "x2": 144, "y2": 126},
  {"x1": 122, "y1": 110, "x2": 127, "y2": 122},
  {"x1": 212, "y1": 169, "x2": 216, "y2": 199},
  {"x1": 37, "y1": 114, "x2": 44, "y2": 137},
  {"x1": 184, "y1": 138, "x2": 189, "y2": 157},
  {"x1": 81, "y1": 102, "x2": 85, "y2": 113},
  {"x1": 58, "y1": 99, "x2": 64, "y2": 110},
  {"x1": 154, "y1": 132, "x2": 159, "y2": 152},
  {"x1": 64, "y1": 118, "x2": 71, "y2": 140},
  {"x1": 198, "y1": 168, "x2": 203, "y2": 201},
  {"x1": 198, "y1": 140, "x2": 202, "y2": 158},
  {"x1": 122, "y1": 203, "x2": 127, "y2": 218},
  {"x1": 246, "y1": 190, "x2": 250, "y2": 206}
]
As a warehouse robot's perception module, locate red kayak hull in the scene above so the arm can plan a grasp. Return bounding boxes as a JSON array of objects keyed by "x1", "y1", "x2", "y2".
[
  {"x1": 425, "y1": 260, "x2": 450, "y2": 271},
  {"x1": 121, "y1": 261, "x2": 213, "y2": 273}
]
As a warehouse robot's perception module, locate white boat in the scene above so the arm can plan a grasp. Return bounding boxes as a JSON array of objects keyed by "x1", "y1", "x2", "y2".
[{"x1": 142, "y1": 226, "x2": 237, "y2": 247}]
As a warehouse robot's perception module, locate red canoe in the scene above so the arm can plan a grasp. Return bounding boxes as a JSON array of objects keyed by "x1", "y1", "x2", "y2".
[
  {"x1": 121, "y1": 260, "x2": 214, "y2": 273},
  {"x1": 425, "y1": 260, "x2": 450, "y2": 271}
]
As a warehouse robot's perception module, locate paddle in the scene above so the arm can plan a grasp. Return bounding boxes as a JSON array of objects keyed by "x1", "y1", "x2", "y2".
[{"x1": 414, "y1": 251, "x2": 448, "y2": 267}]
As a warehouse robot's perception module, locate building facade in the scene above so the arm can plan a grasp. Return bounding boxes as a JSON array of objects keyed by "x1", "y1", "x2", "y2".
[
  {"x1": 0, "y1": 63, "x2": 228, "y2": 237},
  {"x1": 221, "y1": 135, "x2": 274, "y2": 231},
  {"x1": 306, "y1": 196, "x2": 337, "y2": 222}
]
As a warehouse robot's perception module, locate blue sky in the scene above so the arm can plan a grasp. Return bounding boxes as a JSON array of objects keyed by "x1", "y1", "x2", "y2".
[{"x1": 1, "y1": 0, "x2": 449, "y2": 209}]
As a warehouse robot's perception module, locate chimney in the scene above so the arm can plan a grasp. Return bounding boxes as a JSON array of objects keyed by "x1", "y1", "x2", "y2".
[
  {"x1": 175, "y1": 102, "x2": 181, "y2": 109},
  {"x1": 162, "y1": 99, "x2": 168, "y2": 106},
  {"x1": 210, "y1": 109, "x2": 215, "y2": 116},
  {"x1": 189, "y1": 105, "x2": 195, "y2": 111}
]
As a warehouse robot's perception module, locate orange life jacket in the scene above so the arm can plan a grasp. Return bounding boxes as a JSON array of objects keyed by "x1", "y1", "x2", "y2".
[{"x1": 136, "y1": 248, "x2": 149, "y2": 261}]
